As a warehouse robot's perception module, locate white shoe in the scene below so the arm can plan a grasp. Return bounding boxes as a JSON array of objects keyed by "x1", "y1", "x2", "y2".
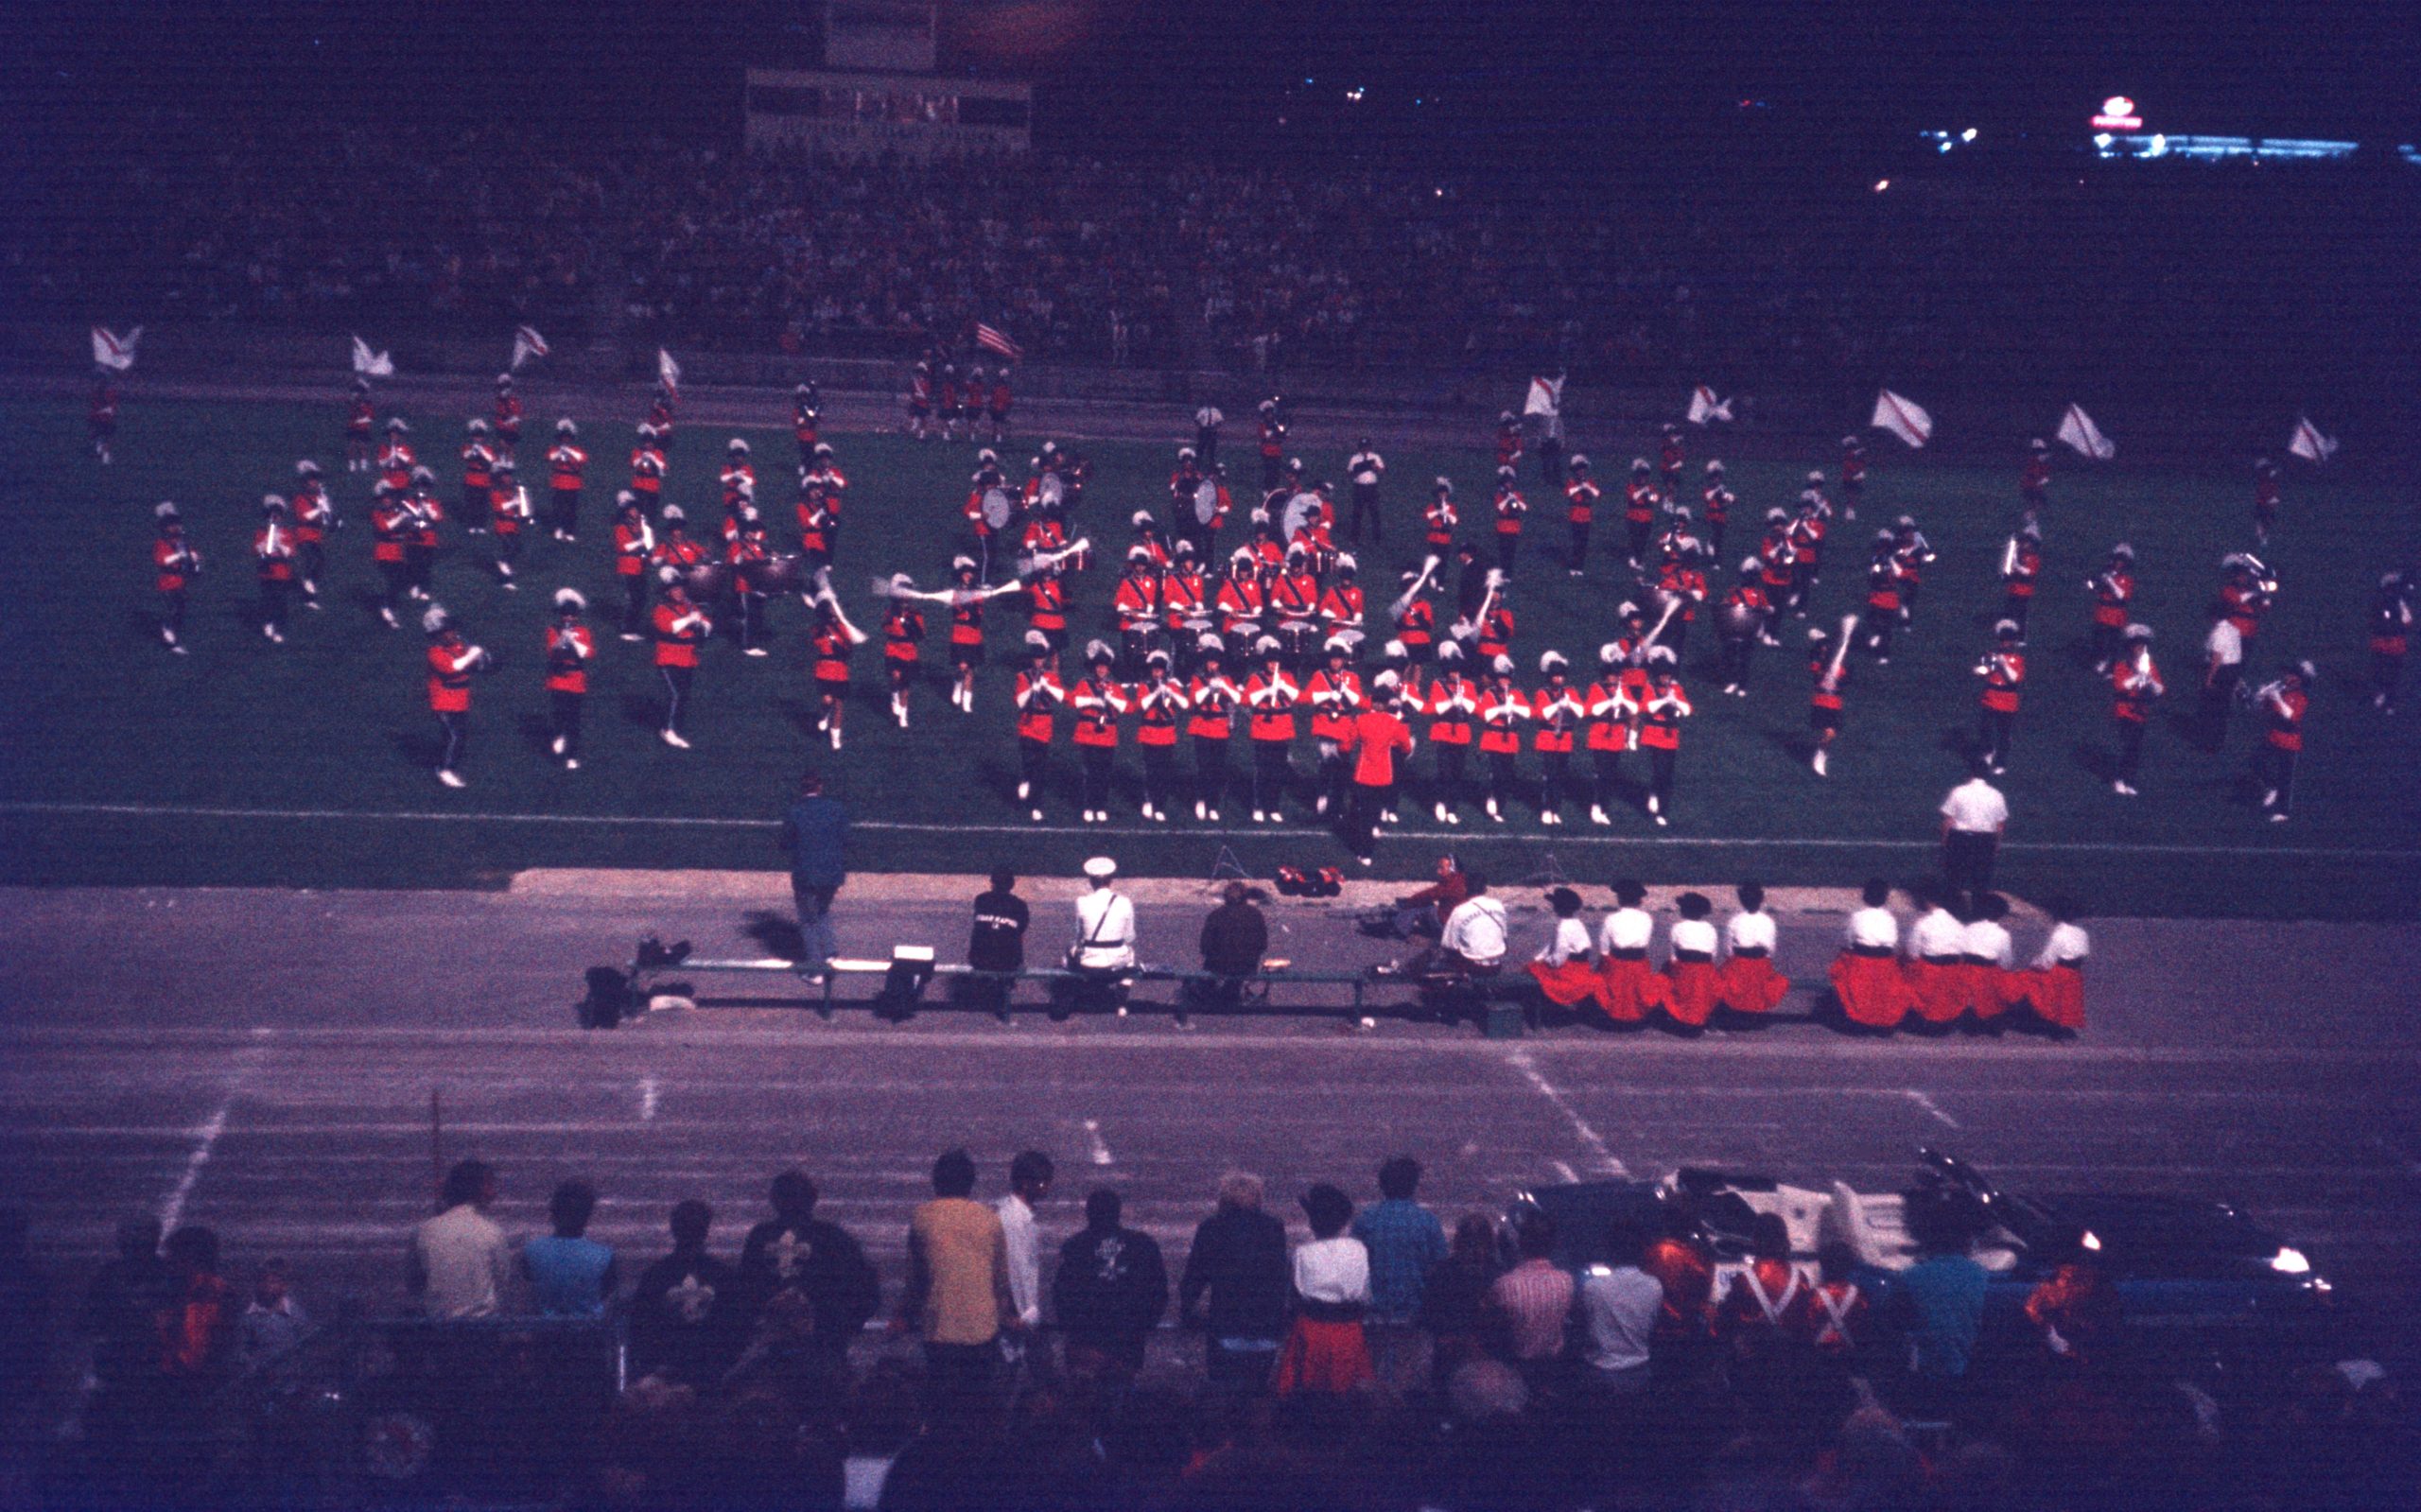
[
  {"x1": 1434, "y1": 802, "x2": 1449, "y2": 823},
  {"x1": 550, "y1": 735, "x2": 566, "y2": 756},
  {"x1": 744, "y1": 646, "x2": 767, "y2": 657},
  {"x1": 1720, "y1": 685, "x2": 1738, "y2": 696},
  {"x1": 1591, "y1": 805, "x2": 1609, "y2": 826},
  {"x1": 1446, "y1": 810, "x2": 1461, "y2": 825},
  {"x1": 1206, "y1": 808, "x2": 1220, "y2": 822},
  {"x1": 265, "y1": 626, "x2": 283, "y2": 643},
  {"x1": 1381, "y1": 810, "x2": 1398, "y2": 825},
  {"x1": 2270, "y1": 811, "x2": 2289, "y2": 823},
  {"x1": 1195, "y1": 800, "x2": 1207, "y2": 820},
  {"x1": 1269, "y1": 810, "x2": 1283, "y2": 824},
  {"x1": 961, "y1": 692, "x2": 975, "y2": 714},
  {"x1": 1654, "y1": 813, "x2": 1668, "y2": 826},
  {"x1": 1646, "y1": 794, "x2": 1661, "y2": 816},
  {"x1": 1155, "y1": 808, "x2": 1169, "y2": 823},
  {"x1": 2260, "y1": 789, "x2": 2277, "y2": 808},
  {"x1": 1031, "y1": 808, "x2": 1045, "y2": 823},
  {"x1": 1254, "y1": 809, "x2": 1266, "y2": 824},
  {"x1": 829, "y1": 728, "x2": 843, "y2": 750},
  {"x1": 1541, "y1": 810, "x2": 1558, "y2": 826},
  {"x1": 1018, "y1": 780, "x2": 1031, "y2": 802},
  {"x1": 1141, "y1": 802, "x2": 1155, "y2": 819},
  {"x1": 171, "y1": 642, "x2": 188, "y2": 655},
  {"x1": 437, "y1": 770, "x2": 465, "y2": 789},
  {"x1": 381, "y1": 608, "x2": 399, "y2": 629},
  {"x1": 619, "y1": 632, "x2": 642, "y2": 642},
  {"x1": 499, "y1": 579, "x2": 516, "y2": 592},
  {"x1": 1812, "y1": 749, "x2": 1828, "y2": 777},
  {"x1": 662, "y1": 729, "x2": 689, "y2": 749},
  {"x1": 2113, "y1": 780, "x2": 2134, "y2": 796},
  {"x1": 1116, "y1": 1005, "x2": 1129, "y2": 1017}
]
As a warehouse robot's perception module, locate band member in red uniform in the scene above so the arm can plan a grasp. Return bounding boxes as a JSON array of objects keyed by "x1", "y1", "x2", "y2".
[
  {"x1": 1474, "y1": 582, "x2": 1516, "y2": 665},
  {"x1": 1307, "y1": 637, "x2": 1367, "y2": 818},
  {"x1": 376, "y1": 418, "x2": 416, "y2": 494},
  {"x1": 2020, "y1": 437, "x2": 2051, "y2": 509},
  {"x1": 652, "y1": 573, "x2": 711, "y2": 749},
  {"x1": 809, "y1": 602, "x2": 852, "y2": 751},
  {"x1": 1559, "y1": 455, "x2": 1600, "y2": 577},
  {"x1": 905, "y1": 358, "x2": 933, "y2": 441},
  {"x1": 2252, "y1": 457, "x2": 2281, "y2": 546},
  {"x1": 944, "y1": 556, "x2": 1006, "y2": 713},
  {"x1": 1807, "y1": 623, "x2": 1850, "y2": 776},
  {"x1": 544, "y1": 421, "x2": 586, "y2": 541},
  {"x1": 718, "y1": 439, "x2": 756, "y2": 514},
  {"x1": 344, "y1": 377, "x2": 375, "y2": 473},
  {"x1": 1716, "y1": 558, "x2": 1769, "y2": 696},
  {"x1": 544, "y1": 590, "x2": 594, "y2": 770},
  {"x1": 2220, "y1": 553, "x2": 2274, "y2": 642},
  {"x1": 1188, "y1": 636, "x2": 1242, "y2": 821},
  {"x1": 986, "y1": 366, "x2": 1013, "y2": 445},
  {"x1": 1489, "y1": 466, "x2": 1527, "y2": 571},
  {"x1": 1422, "y1": 478, "x2": 1458, "y2": 555},
  {"x1": 1391, "y1": 568, "x2": 1437, "y2": 665},
  {"x1": 597, "y1": 494, "x2": 644, "y2": 640},
  {"x1": 1525, "y1": 652, "x2": 1581, "y2": 826},
  {"x1": 1622, "y1": 460, "x2": 1659, "y2": 569},
  {"x1": 648, "y1": 509, "x2": 708, "y2": 612},
  {"x1": 1025, "y1": 563, "x2": 1070, "y2": 654},
  {"x1": 1654, "y1": 548, "x2": 1710, "y2": 660},
  {"x1": 254, "y1": 495, "x2": 297, "y2": 643},
  {"x1": 1112, "y1": 548, "x2": 1163, "y2": 670},
  {"x1": 1341, "y1": 682, "x2": 1415, "y2": 866},
  {"x1": 1420, "y1": 641, "x2": 1475, "y2": 823},
  {"x1": 402, "y1": 467, "x2": 443, "y2": 601},
  {"x1": 2110, "y1": 624, "x2": 2163, "y2": 796},
  {"x1": 1071, "y1": 641, "x2": 1132, "y2": 824},
  {"x1": 880, "y1": 582, "x2": 926, "y2": 726},
  {"x1": 628, "y1": 426, "x2": 667, "y2": 519},
  {"x1": 1856, "y1": 530, "x2": 1904, "y2": 662},
  {"x1": 2086, "y1": 543, "x2": 2136, "y2": 672},
  {"x1": 1583, "y1": 644, "x2": 1637, "y2": 826},
  {"x1": 369, "y1": 487, "x2": 410, "y2": 629},
  {"x1": 290, "y1": 461, "x2": 332, "y2": 608},
  {"x1": 1839, "y1": 435, "x2": 1867, "y2": 517},
  {"x1": 1752, "y1": 512, "x2": 1795, "y2": 645},
  {"x1": 1245, "y1": 637, "x2": 1300, "y2": 823},
  {"x1": 1475, "y1": 654, "x2": 1530, "y2": 824},
  {"x1": 153, "y1": 504, "x2": 199, "y2": 652},
  {"x1": 487, "y1": 457, "x2": 531, "y2": 587},
  {"x1": 790, "y1": 380, "x2": 821, "y2": 465},
  {"x1": 1784, "y1": 491, "x2": 1828, "y2": 617},
  {"x1": 1135, "y1": 651, "x2": 1189, "y2": 822},
  {"x1": 1257, "y1": 398, "x2": 1286, "y2": 492},
  {"x1": 1891, "y1": 515, "x2": 1936, "y2": 621},
  {"x1": 2371, "y1": 570, "x2": 2412, "y2": 714},
  {"x1": 1998, "y1": 517, "x2": 2043, "y2": 632},
  {"x1": 1698, "y1": 461, "x2": 1733, "y2": 560},
  {"x1": 645, "y1": 383, "x2": 676, "y2": 452},
  {"x1": 1159, "y1": 542, "x2": 1209, "y2": 669},
  {"x1": 1638, "y1": 649, "x2": 1691, "y2": 826},
  {"x1": 460, "y1": 420, "x2": 496, "y2": 532},
  {"x1": 726, "y1": 513, "x2": 776, "y2": 656},
  {"x1": 1013, "y1": 632, "x2": 1064, "y2": 821},
  {"x1": 1494, "y1": 410, "x2": 1524, "y2": 471},
  {"x1": 1317, "y1": 555, "x2": 1366, "y2": 645},
  {"x1": 423, "y1": 605, "x2": 492, "y2": 788},
  {"x1": 1975, "y1": 619, "x2": 2026, "y2": 774},
  {"x1": 493, "y1": 375, "x2": 523, "y2": 457},
  {"x1": 2253, "y1": 660, "x2": 2312, "y2": 822},
  {"x1": 89, "y1": 370, "x2": 118, "y2": 464}
]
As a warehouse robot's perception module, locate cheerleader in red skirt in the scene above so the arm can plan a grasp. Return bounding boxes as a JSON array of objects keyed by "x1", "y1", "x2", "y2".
[
  {"x1": 1959, "y1": 893, "x2": 2022, "y2": 1031},
  {"x1": 2018, "y1": 897, "x2": 2089, "y2": 1036},
  {"x1": 1527, "y1": 887, "x2": 1607, "y2": 1014},
  {"x1": 1828, "y1": 878, "x2": 1912, "y2": 1031},
  {"x1": 1902, "y1": 885, "x2": 1970, "y2": 1031},
  {"x1": 1274, "y1": 1184, "x2": 1374, "y2": 1396},
  {"x1": 1596, "y1": 878, "x2": 1673, "y2": 1023},
  {"x1": 1663, "y1": 893, "x2": 1722, "y2": 1029},
  {"x1": 1717, "y1": 883, "x2": 1790, "y2": 1020}
]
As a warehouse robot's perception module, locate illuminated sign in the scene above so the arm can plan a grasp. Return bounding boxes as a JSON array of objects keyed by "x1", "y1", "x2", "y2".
[{"x1": 2092, "y1": 96, "x2": 2142, "y2": 130}]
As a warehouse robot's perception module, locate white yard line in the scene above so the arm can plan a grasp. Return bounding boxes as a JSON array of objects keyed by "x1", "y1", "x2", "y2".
[
  {"x1": 157, "y1": 1104, "x2": 231, "y2": 1234},
  {"x1": 638, "y1": 1075, "x2": 661, "y2": 1122},
  {"x1": 2, "y1": 800, "x2": 2409, "y2": 860},
  {"x1": 1506, "y1": 1049, "x2": 1629, "y2": 1177},
  {"x1": 1902, "y1": 1089, "x2": 1960, "y2": 1128},
  {"x1": 1083, "y1": 1118, "x2": 1114, "y2": 1166}
]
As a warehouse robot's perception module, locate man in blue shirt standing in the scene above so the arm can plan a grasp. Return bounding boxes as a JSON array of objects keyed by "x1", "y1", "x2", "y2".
[
  {"x1": 1350, "y1": 1155, "x2": 1448, "y2": 1388},
  {"x1": 780, "y1": 771, "x2": 849, "y2": 970}
]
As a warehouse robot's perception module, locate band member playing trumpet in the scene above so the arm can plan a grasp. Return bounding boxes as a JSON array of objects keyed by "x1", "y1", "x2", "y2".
[
  {"x1": 153, "y1": 504, "x2": 199, "y2": 653},
  {"x1": 1477, "y1": 654, "x2": 1530, "y2": 824},
  {"x1": 2371, "y1": 570, "x2": 2412, "y2": 714},
  {"x1": 1585, "y1": 644, "x2": 1637, "y2": 826},
  {"x1": 545, "y1": 590, "x2": 594, "y2": 770},
  {"x1": 254, "y1": 495, "x2": 297, "y2": 644},
  {"x1": 810, "y1": 601, "x2": 853, "y2": 751},
  {"x1": 1307, "y1": 637, "x2": 1367, "y2": 818},
  {"x1": 1245, "y1": 637, "x2": 1300, "y2": 823},
  {"x1": 1975, "y1": 619, "x2": 2026, "y2": 775},
  {"x1": 1422, "y1": 641, "x2": 1476, "y2": 824},
  {"x1": 2252, "y1": 660, "x2": 2312, "y2": 822},
  {"x1": 1014, "y1": 632, "x2": 1065, "y2": 822},
  {"x1": 488, "y1": 457, "x2": 531, "y2": 587},
  {"x1": 653, "y1": 574, "x2": 711, "y2": 749},
  {"x1": 2087, "y1": 544, "x2": 2136, "y2": 673},
  {"x1": 1071, "y1": 640, "x2": 1132, "y2": 825},
  {"x1": 1531, "y1": 652, "x2": 1582, "y2": 826},
  {"x1": 1561, "y1": 455, "x2": 1600, "y2": 577},
  {"x1": 291, "y1": 461, "x2": 332, "y2": 609},
  {"x1": 2110, "y1": 624, "x2": 2163, "y2": 796},
  {"x1": 1135, "y1": 651, "x2": 1189, "y2": 823},
  {"x1": 424, "y1": 605, "x2": 493, "y2": 788}
]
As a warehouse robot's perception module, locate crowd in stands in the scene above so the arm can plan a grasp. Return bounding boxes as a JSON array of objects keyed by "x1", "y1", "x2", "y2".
[
  {"x1": 4, "y1": 1147, "x2": 2408, "y2": 1509},
  {"x1": 19, "y1": 116, "x2": 2409, "y2": 390}
]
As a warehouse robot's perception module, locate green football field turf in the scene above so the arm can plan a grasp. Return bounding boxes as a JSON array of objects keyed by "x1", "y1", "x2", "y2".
[{"x1": 0, "y1": 392, "x2": 2412, "y2": 917}]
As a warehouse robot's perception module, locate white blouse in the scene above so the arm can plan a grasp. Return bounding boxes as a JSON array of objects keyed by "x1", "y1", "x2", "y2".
[
  {"x1": 1846, "y1": 905, "x2": 1900, "y2": 950},
  {"x1": 1908, "y1": 908, "x2": 1966, "y2": 960},
  {"x1": 1960, "y1": 919, "x2": 2014, "y2": 967},
  {"x1": 1669, "y1": 918, "x2": 1718, "y2": 956},
  {"x1": 2032, "y1": 921, "x2": 2091, "y2": 969},
  {"x1": 1724, "y1": 911, "x2": 1777, "y2": 954},
  {"x1": 1599, "y1": 907, "x2": 1655, "y2": 952},
  {"x1": 1537, "y1": 916, "x2": 1594, "y2": 966},
  {"x1": 1293, "y1": 1236, "x2": 1371, "y2": 1306}
]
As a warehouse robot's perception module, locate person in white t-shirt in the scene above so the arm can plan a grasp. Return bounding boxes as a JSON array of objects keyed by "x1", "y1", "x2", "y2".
[
  {"x1": 1068, "y1": 856, "x2": 1139, "y2": 1017},
  {"x1": 996, "y1": 1150, "x2": 1055, "y2": 1349},
  {"x1": 1939, "y1": 762, "x2": 2008, "y2": 909},
  {"x1": 1275, "y1": 1183, "x2": 1373, "y2": 1394}
]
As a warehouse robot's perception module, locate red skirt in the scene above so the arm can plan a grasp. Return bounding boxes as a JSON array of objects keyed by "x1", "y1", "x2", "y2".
[
  {"x1": 2022, "y1": 965, "x2": 2085, "y2": 1031},
  {"x1": 1274, "y1": 1317, "x2": 1372, "y2": 1396},
  {"x1": 1906, "y1": 960, "x2": 1966, "y2": 1025},
  {"x1": 1718, "y1": 956, "x2": 1789, "y2": 1014},
  {"x1": 1664, "y1": 960, "x2": 1721, "y2": 1027},
  {"x1": 1965, "y1": 964, "x2": 2020, "y2": 1020},
  {"x1": 1528, "y1": 959, "x2": 1608, "y2": 1011},
  {"x1": 1597, "y1": 957, "x2": 1672, "y2": 1023},
  {"x1": 1829, "y1": 952, "x2": 1912, "y2": 1029}
]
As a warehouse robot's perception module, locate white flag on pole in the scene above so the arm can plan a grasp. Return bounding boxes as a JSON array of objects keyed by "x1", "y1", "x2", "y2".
[
  {"x1": 91, "y1": 325, "x2": 142, "y2": 372},
  {"x1": 2287, "y1": 416, "x2": 2337, "y2": 464},
  {"x1": 1685, "y1": 385, "x2": 1733, "y2": 426},
  {"x1": 2056, "y1": 403, "x2": 2116, "y2": 461},
  {"x1": 511, "y1": 326, "x2": 550, "y2": 372},
  {"x1": 1522, "y1": 374, "x2": 1563, "y2": 420},
  {"x1": 351, "y1": 336, "x2": 394, "y2": 378},
  {"x1": 657, "y1": 348, "x2": 682, "y2": 393},
  {"x1": 1870, "y1": 389, "x2": 1933, "y2": 449}
]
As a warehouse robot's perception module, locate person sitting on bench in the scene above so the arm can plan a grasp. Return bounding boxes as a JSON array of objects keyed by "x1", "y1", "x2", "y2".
[{"x1": 1193, "y1": 882, "x2": 1270, "y2": 1023}]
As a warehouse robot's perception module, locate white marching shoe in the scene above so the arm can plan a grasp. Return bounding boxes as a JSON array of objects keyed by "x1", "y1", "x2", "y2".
[
  {"x1": 1811, "y1": 748, "x2": 1828, "y2": 777},
  {"x1": 1591, "y1": 805, "x2": 1610, "y2": 826},
  {"x1": 550, "y1": 735, "x2": 566, "y2": 756},
  {"x1": 437, "y1": 770, "x2": 465, "y2": 789},
  {"x1": 1194, "y1": 800, "x2": 1207, "y2": 820},
  {"x1": 662, "y1": 729, "x2": 690, "y2": 749},
  {"x1": 1433, "y1": 802, "x2": 1449, "y2": 823},
  {"x1": 1017, "y1": 780, "x2": 1031, "y2": 802},
  {"x1": 829, "y1": 727, "x2": 843, "y2": 750}
]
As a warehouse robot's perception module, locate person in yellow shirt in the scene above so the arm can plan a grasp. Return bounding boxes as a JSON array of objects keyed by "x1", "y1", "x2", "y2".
[{"x1": 893, "y1": 1147, "x2": 1020, "y2": 1416}]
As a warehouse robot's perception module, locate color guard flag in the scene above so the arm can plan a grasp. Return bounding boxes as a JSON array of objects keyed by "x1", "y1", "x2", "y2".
[
  {"x1": 1523, "y1": 374, "x2": 1564, "y2": 420},
  {"x1": 1685, "y1": 384, "x2": 1733, "y2": 426},
  {"x1": 2056, "y1": 403, "x2": 2116, "y2": 461},
  {"x1": 1870, "y1": 389, "x2": 1933, "y2": 449},
  {"x1": 2287, "y1": 416, "x2": 2337, "y2": 464},
  {"x1": 975, "y1": 322, "x2": 1022, "y2": 361},
  {"x1": 91, "y1": 325, "x2": 141, "y2": 372},
  {"x1": 657, "y1": 348, "x2": 682, "y2": 393},
  {"x1": 350, "y1": 336, "x2": 394, "y2": 378},
  {"x1": 511, "y1": 326, "x2": 549, "y2": 372}
]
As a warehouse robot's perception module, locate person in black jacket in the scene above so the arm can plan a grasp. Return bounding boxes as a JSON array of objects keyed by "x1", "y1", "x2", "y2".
[
  {"x1": 1189, "y1": 882, "x2": 1269, "y2": 1023},
  {"x1": 734, "y1": 1170, "x2": 880, "y2": 1383},
  {"x1": 1051, "y1": 1189, "x2": 1168, "y2": 1384},
  {"x1": 628, "y1": 1199, "x2": 740, "y2": 1388},
  {"x1": 1177, "y1": 1171, "x2": 1290, "y2": 1392},
  {"x1": 963, "y1": 867, "x2": 1030, "y2": 1020}
]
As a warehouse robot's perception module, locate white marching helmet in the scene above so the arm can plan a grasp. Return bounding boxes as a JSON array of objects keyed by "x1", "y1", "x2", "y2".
[
  {"x1": 1085, "y1": 638, "x2": 1114, "y2": 664},
  {"x1": 951, "y1": 554, "x2": 977, "y2": 573},
  {"x1": 1539, "y1": 651, "x2": 1568, "y2": 674},
  {"x1": 1197, "y1": 633, "x2": 1225, "y2": 653},
  {"x1": 1436, "y1": 639, "x2": 1464, "y2": 661},
  {"x1": 1646, "y1": 646, "x2": 1677, "y2": 668},
  {"x1": 1255, "y1": 635, "x2": 1283, "y2": 656},
  {"x1": 556, "y1": 419, "x2": 578, "y2": 435},
  {"x1": 1490, "y1": 654, "x2": 1516, "y2": 675},
  {"x1": 1599, "y1": 642, "x2": 1623, "y2": 667},
  {"x1": 552, "y1": 589, "x2": 586, "y2": 614},
  {"x1": 421, "y1": 605, "x2": 453, "y2": 635},
  {"x1": 1434, "y1": 477, "x2": 1454, "y2": 495},
  {"x1": 1024, "y1": 630, "x2": 1051, "y2": 652},
  {"x1": 661, "y1": 505, "x2": 686, "y2": 524},
  {"x1": 728, "y1": 438, "x2": 749, "y2": 453},
  {"x1": 154, "y1": 501, "x2": 181, "y2": 522}
]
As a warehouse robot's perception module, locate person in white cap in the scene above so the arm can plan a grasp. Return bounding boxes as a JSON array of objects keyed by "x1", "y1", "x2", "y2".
[{"x1": 1070, "y1": 857, "x2": 1140, "y2": 1017}]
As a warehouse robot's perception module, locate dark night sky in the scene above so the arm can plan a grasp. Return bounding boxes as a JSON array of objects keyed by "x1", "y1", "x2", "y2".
[{"x1": 3, "y1": 1, "x2": 2411, "y2": 158}]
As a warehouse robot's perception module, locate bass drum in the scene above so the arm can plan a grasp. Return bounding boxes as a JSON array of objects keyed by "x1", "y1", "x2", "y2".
[
  {"x1": 1716, "y1": 601, "x2": 1763, "y2": 640},
  {"x1": 1280, "y1": 491, "x2": 1321, "y2": 544},
  {"x1": 980, "y1": 486, "x2": 1016, "y2": 530},
  {"x1": 755, "y1": 553, "x2": 805, "y2": 594},
  {"x1": 1193, "y1": 478, "x2": 1222, "y2": 526},
  {"x1": 682, "y1": 563, "x2": 731, "y2": 600}
]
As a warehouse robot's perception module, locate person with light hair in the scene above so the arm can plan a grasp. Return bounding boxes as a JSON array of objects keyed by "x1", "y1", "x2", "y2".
[{"x1": 1178, "y1": 1171, "x2": 1290, "y2": 1389}]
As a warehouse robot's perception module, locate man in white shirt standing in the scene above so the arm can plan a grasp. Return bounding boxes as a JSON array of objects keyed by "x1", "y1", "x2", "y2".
[
  {"x1": 1938, "y1": 761, "x2": 2008, "y2": 912},
  {"x1": 997, "y1": 1150, "x2": 1054, "y2": 1369},
  {"x1": 409, "y1": 1159, "x2": 515, "y2": 1319},
  {"x1": 1070, "y1": 857, "x2": 1139, "y2": 1017},
  {"x1": 2200, "y1": 606, "x2": 2245, "y2": 752},
  {"x1": 1576, "y1": 1212, "x2": 1663, "y2": 1397},
  {"x1": 1347, "y1": 437, "x2": 1386, "y2": 547}
]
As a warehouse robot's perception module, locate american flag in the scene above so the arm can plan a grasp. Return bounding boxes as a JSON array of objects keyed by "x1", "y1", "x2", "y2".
[{"x1": 975, "y1": 323, "x2": 1022, "y2": 361}]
